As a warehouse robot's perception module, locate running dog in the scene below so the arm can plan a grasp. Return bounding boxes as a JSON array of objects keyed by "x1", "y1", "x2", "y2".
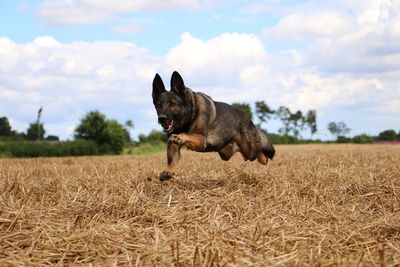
[{"x1": 152, "y1": 71, "x2": 275, "y2": 181}]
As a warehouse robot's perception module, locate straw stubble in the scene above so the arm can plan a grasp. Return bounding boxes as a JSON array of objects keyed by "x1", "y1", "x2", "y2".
[{"x1": 0, "y1": 144, "x2": 399, "y2": 266}]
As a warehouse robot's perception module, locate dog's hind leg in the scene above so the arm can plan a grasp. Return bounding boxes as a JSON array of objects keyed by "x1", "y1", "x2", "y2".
[
  {"x1": 218, "y1": 143, "x2": 239, "y2": 161},
  {"x1": 236, "y1": 124, "x2": 260, "y2": 162}
]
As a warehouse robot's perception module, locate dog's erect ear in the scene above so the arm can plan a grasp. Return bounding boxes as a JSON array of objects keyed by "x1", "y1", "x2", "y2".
[
  {"x1": 170, "y1": 71, "x2": 186, "y2": 95},
  {"x1": 152, "y1": 73, "x2": 166, "y2": 100}
]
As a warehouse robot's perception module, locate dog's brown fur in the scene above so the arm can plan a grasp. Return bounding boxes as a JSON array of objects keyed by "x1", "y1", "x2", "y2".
[{"x1": 152, "y1": 71, "x2": 275, "y2": 181}]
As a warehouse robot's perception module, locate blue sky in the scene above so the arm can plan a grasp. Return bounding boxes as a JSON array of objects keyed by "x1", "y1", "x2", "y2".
[{"x1": 1, "y1": 0, "x2": 399, "y2": 140}]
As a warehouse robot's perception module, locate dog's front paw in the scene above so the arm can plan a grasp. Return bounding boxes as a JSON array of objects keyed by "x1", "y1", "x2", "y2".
[
  {"x1": 159, "y1": 171, "x2": 174, "y2": 181},
  {"x1": 169, "y1": 134, "x2": 185, "y2": 145}
]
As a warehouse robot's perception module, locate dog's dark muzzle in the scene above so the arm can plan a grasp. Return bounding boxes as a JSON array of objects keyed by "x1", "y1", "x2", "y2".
[
  {"x1": 158, "y1": 115, "x2": 174, "y2": 133},
  {"x1": 158, "y1": 114, "x2": 168, "y2": 125}
]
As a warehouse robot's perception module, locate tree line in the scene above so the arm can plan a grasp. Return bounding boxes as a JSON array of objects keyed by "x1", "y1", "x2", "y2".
[
  {"x1": 0, "y1": 111, "x2": 134, "y2": 157},
  {"x1": 1, "y1": 103, "x2": 399, "y2": 157},
  {"x1": 231, "y1": 101, "x2": 400, "y2": 143},
  {"x1": 231, "y1": 101, "x2": 317, "y2": 139}
]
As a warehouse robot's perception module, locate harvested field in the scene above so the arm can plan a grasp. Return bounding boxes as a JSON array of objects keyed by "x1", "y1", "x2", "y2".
[{"x1": 1, "y1": 144, "x2": 399, "y2": 266}]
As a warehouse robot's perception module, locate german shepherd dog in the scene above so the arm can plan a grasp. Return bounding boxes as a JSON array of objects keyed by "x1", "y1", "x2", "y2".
[{"x1": 152, "y1": 71, "x2": 275, "y2": 181}]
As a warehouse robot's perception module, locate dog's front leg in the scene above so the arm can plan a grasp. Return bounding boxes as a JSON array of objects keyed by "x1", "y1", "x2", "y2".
[
  {"x1": 170, "y1": 133, "x2": 206, "y2": 152},
  {"x1": 159, "y1": 141, "x2": 182, "y2": 181}
]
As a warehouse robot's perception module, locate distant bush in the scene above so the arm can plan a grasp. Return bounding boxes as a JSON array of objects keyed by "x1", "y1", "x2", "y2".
[
  {"x1": 125, "y1": 142, "x2": 166, "y2": 156},
  {"x1": 0, "y1": 140, "x2": 99, "y2": 158},
  {"x1": 138, "y1": 130, "x2": 167, "y2": 144},
  {"x1": 74, "y1": 111, "x2": 127, "y2": 154},
  {"x1": 105, "y1": 120, "x2": 126, "y2": 154},
  {"x1": 377, "y1": 129, "x2": 398, "y2": 141},
  {"x1": 352, "y1": 134, "x2": 374, "y2": 144},
  {"x1": 0, "y1": 134, "x2": 26, "y2": 142},
  {"x1": 267, "y1": 133, "x2": 300, "y2": 144},
  {"x1": 46, "y1": 135, "x2": 60, "y2": 141},
  {"x1": 336, "y1": 136, "x2": 352, "y2": 143}
]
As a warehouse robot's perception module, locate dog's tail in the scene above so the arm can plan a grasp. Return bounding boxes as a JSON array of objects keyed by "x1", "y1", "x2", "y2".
[{"x1": 258, "y1": 129, "x2": 275, "y2": 159}]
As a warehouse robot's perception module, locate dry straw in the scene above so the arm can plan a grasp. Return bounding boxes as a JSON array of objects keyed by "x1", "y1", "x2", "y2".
[{"x1": 0, "y1": 144, "x2": 399, "y2": 266}]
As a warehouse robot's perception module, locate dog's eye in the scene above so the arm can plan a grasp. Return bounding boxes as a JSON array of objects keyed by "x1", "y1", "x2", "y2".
[{"x1": 170, "y1": 101, "x2": 177, "y2": 107}]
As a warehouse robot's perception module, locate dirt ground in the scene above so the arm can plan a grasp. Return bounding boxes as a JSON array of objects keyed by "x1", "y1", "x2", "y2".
[{"x1": 1, "y1": 144, "x2": 399, "y2": 266}]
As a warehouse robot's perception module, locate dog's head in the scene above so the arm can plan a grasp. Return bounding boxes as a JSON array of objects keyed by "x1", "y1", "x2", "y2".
[{"x1": 152, "y1": 71, "x2": 191, "y2": 135}]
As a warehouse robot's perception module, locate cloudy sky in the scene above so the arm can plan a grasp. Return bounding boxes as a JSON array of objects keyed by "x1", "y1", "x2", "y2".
[{"x1": 1, "y1": 0, "x2": 399, "y2": 140}]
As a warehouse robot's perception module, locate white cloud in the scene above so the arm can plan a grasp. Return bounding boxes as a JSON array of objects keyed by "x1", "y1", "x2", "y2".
[
  {"x1": 0, "y1": 38, "x2": 18, "y2": 71},
  {"x1": 163, "y1": 31, "x2": 398, "y2": 122},
  {"x1": 0, "y1": 37, "x2": 159, "y2": 138},
  {"x1": 77, "y1": 0, "x2": 199, "y2": 13},
  {"x1": 96, "y1": 65, "x2": 117, "y2": 80},
  {"x1": 263, "y1": 12, "x2": 353, "y2": 40},
  {"x1": 285, "y1": 74, "x2": 385, "y2": 110},
  {"x1": 37, "y1": 0, "x2": 200, "y2": 25},
  {"x1": 37, "y1": 2, "x2": 109, "y2": 25},
  {"x1": 1, "y1": 20, "x2": 399, "y2": 139},
  {"x1": 166, "y1": 32, "x2": 267, "y2": 86},
  {"x1": 382, "y1": 99, "x2": 400, "y2": 113},
  {"x1": 112, "y1": 22, "x2": 142, "y2": 35},
  {"x1": 32, "y1": 36, "x2": 61, "y2": 47},
  {"x1": 63, "y1": 60, "x2": 93, "y2": 75},
  {"x1": 261, "y1": 0, "x2": 400, "y2": 77},
  {"x1": 239, "y1": 64, "x2": 270, "y2": 87},
  {"x1": 242, "y1": 2, "x2": 272, "y2": 14},
  {"x1": 0, "y1": 87, "x2": 18, "y2": 100}
]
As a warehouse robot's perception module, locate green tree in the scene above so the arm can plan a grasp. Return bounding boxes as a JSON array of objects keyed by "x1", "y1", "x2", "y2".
[
  {"x1": 289, "y1": 110, "x2": 306, "y2": 138},
  {"x1": 75, "y1": 111, "x2": 109, "y2": 145},
  {"x1": 337, "y1": 136, "x2": 352, "y2": 143},
  {"x1": 327, "y1": 122, "x2": 337, "y2": 138},
  {"x1": 353, "y1": 134, "x2": 373, "y2": 144},
  {"x1": 397, "y1": 130, "x2": 400, "y2": 141},
  {"x1": 125, "y1": 120, "x2": 134, "y2": 129},
  {"x1": 124, "y1": 120, "x2": 134, "y2": 142},
  {"x1": 138, "y1": 130, "x2": 167, "y2": 144},
  {"x1": 232, "y1": 102, "x2": 253, "y2": 120},
  {"x1": 377, "y1": 129, "x2": 397, "y2": 141},
  {"x1": 74, "y1": 111, "x2": 126, "y2": 154},
  {"x1": 305, "y1": 110, "x2": 317, "y2": 137},
  {"x1": 327, "y1": 122, "x2": 351, "y2": 140},
  {"x1": 0, "y1": 117, "x2": 12, "y2": 136},
  {"x1": 26, "y1": 123, "x2": 45, "y2": 141},
  {"x1": 46, "y1": 135, "x2": 60, "y2": 141},
  {"x1": 255, "y1": 101, "x2": 274, "y2": 128},
  {"x1": 276, "y1": 106, "x2": 291, "y2": 136},
  {"x1": 106, "y1": 120, "x2": 126, "y2": 154},
  {"x1": 276, "y1": 106, "x2": 307, "y2": 138}
]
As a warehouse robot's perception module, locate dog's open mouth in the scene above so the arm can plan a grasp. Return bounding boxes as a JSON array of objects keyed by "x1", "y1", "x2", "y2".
[{"x1": 162, "y1": 120, "x2": 174, "y2": 134}]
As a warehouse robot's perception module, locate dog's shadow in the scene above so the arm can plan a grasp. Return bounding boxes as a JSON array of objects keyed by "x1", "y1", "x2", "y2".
[
  {"x1": 173, "y1": 174, "x2": 260, "y2": 191},
  {"x1": 174, "y1": 178, "x2": 227, "y2": 190}
]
